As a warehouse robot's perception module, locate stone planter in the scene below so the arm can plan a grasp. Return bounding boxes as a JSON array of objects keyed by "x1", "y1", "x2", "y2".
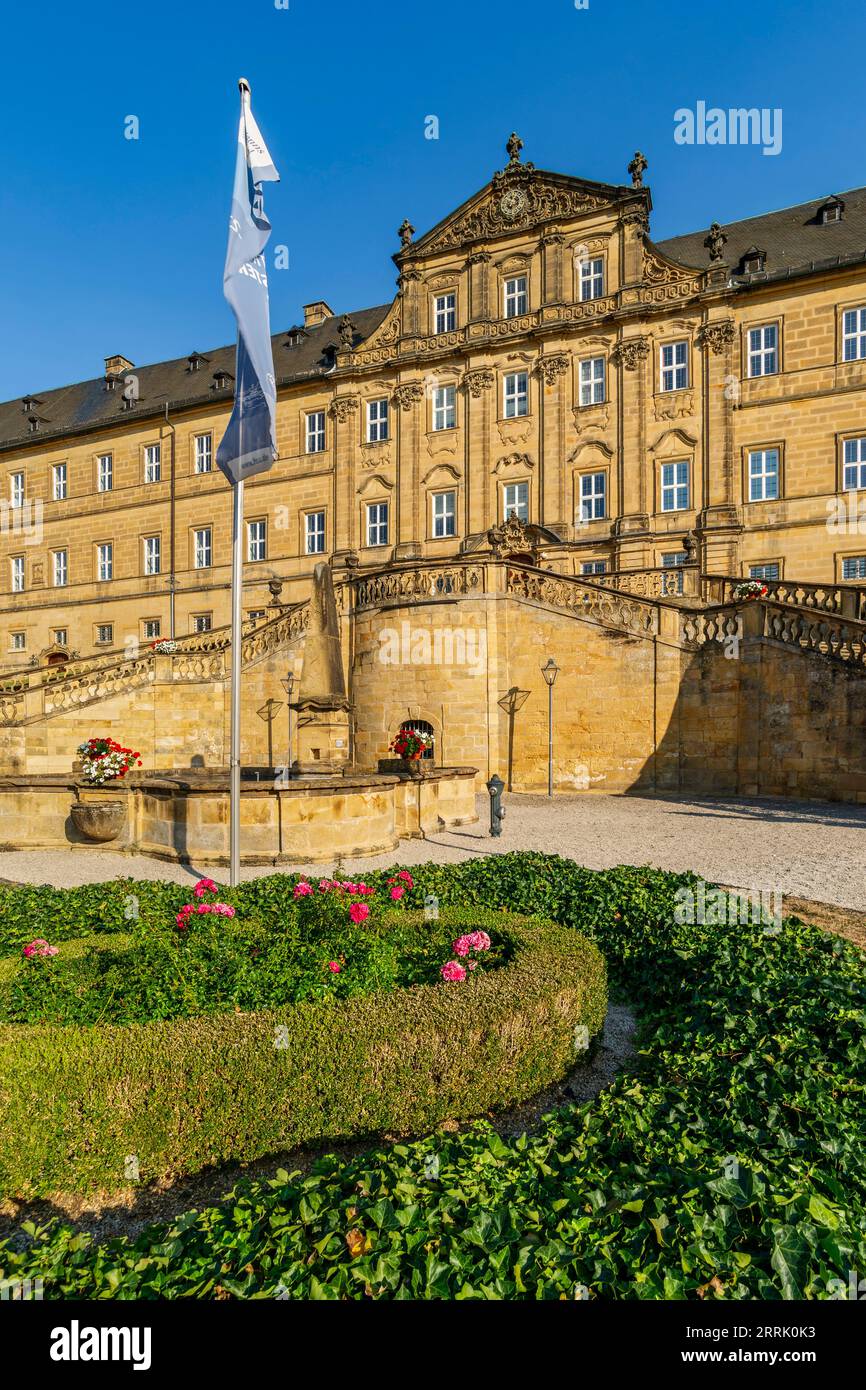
[
  {"x1": 378, "y1": 757, "x2": 432, "y2": 780},
  {"x1": 71, "y1": 799, "x2": 126, "y2": 842}
]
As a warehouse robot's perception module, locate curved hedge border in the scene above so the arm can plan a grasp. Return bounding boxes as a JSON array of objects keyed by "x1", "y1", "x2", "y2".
[
  {"x1": 0, "y1": 851, "x2": 863, "y2": 1301},
  {"x1": 0, "y1": 908, "x2": 606, "y2": 1197}
]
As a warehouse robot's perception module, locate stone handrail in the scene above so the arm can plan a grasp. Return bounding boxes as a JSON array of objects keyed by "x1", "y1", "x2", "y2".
[
  {"x1": 353, "y1": 561, "x2": 487, "y2": 609},
  {"x1": 703, "y1": 573, "x2": 866, "y2": 621},
  {"x1": 506, "y1": 563, "x2": 660, "y2": 636},
  {"x1": 43, "y1": 654, "x2": 156, "y2": 715},
  {"x1": 682, "y1": 600, "x2": 866, "y2": 668},
  {"x1": 591, "y1": 564, "x2": 700, "y2": 600}
]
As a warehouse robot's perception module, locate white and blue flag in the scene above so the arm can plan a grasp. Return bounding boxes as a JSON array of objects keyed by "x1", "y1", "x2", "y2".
[{"x1": 217, "y1": 80, "x2": 280, "y2": 485}]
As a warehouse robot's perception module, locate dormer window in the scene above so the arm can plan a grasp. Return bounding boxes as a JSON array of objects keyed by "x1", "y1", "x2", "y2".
[
  {"x1": 818, "y1": 196, "x2": 844, "y2": 225},
  {"x1": 27, "y1": 415, "x2": 40, "y2": 433},
  {"x1": 212, "y1": 370, "x2": 234, "y2": 391},
  {"x1": 741, "y1": 246, "x2": 767, "y2": 275},
  {"x1": 284, "y1": 328, "x2": 308, "y2": 348},
  {"x1": 187, "y1": 352, "x2": 208, "y2": 372},
  {"x1": 21, "y1": 396, "x2": 40, "y2": 413}
]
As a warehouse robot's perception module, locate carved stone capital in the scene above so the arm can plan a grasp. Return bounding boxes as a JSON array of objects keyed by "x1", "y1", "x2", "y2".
[
  {"x1": 535, "y1": 352, "x2": 570, "y2": 386},
  {"x1": 462, "y1": 367, "x2": 495, "y2": 398},
  {"x1": 611, "y1": 337, "x2": 650, "y2": 371},
  {"x1": 468, "y1": 250, "x2": 491, "y2": 265},
  {"x1": 392, "y1": 382, "x2": 425, "y2": 411},
  {"x1": 328, "y1": 395, "x2": 360, "y2": 424},
  {"x1": 697, "y1": 320, "x2": 736, "y2": 355},
  {"x1": 621, "y1": 207, "x2": 649, "y2": 238}
]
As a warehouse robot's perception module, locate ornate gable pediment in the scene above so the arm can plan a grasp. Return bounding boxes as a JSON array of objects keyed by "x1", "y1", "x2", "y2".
[{"x1": 397, "y1": 135, "x2": 636, "y2": 262}]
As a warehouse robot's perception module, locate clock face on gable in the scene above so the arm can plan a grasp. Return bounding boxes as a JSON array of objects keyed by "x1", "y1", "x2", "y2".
[{"x1": 499, "y1": 187, "x2": 527, "y2": 222}]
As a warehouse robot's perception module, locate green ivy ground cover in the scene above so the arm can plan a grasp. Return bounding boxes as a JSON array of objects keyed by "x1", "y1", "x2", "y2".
[{"x1": 1, "y1": 852, "x2": 863, "y2": 1300}]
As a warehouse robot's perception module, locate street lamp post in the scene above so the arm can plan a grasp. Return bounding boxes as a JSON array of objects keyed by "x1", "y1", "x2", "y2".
[
  {"x1": 540, "y1": 658, "x2": 560, "y2": 797},
  {"x1": 280, "y1": 672, "x2": 295, "y2": 780}
]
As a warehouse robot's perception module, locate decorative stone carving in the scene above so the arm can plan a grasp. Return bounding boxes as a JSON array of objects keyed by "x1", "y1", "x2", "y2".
[
  {"x1": 612, "y1": 337, "x2": 650, "y2": 370},
  {"x1": 294, "y1": 562, "x2": 349, "y2": 713},
  {"x1": 398, "y1": 218, "x2": 415, "y2": 248},
  {"x1": 697, "y1": 320, "x2": 736, "y2": 354},
  {"x1": 493, "y1": 452, "x2": 535, "y2": 475},
  {"x1": 329, "y1": 395, "x2": 360, "y2": 424},
  {"x1": 338, "y1": 315, "x2": 356, "y2": 350},
  {"x1": 704, "y1": 222, "x2": 728, "y2": 263},
  {"x1": 487, "y1": 515, "x2": 538, "y2": 559},
  {"x1": 506, "y1": 131, "x2": 524, "y2": 165},
  {"x1": 571, "y1": 403, "x2": 611, "y2": 435},
  {"x1": 653, "y1": 390, "x2": 695, "y2": 422},
  {"x1": 622, "y1": 208, "x2": 649, "y2": 238},
  {"x1": 496, "y1": 416, "x2": 532, "y2": 447},
  {"x1": 628, "y1": 151, "x2": 648, "y2": 187},
  {"x1": 421, "y1": 168, "x2": 608, "y2": 255},
  {"x1": 392, "y1": 382, "x2": 425, "y2": 411},
  {"x1": 462, "y1": 368, "x2": 494, "y2": 397},
  {"x1": 535, "y1": 353, "x2": 570, "y2": 386}
]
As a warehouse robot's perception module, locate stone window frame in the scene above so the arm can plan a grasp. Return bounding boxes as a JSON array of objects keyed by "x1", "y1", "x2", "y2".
[
  {"x1": 94, "y1": 622, "x2": 114, "y2": 646},
  {"x1": 191, "y1": 612, "x2": 213, "y2": 634},
  {"x1": 51, "y1": 548, "x2": 69, "y2": 588},
  {"x1": 9, "y1": 470, "x2": 25, "y2": 508},
  {"x1": 836, "y1": 429, "x2": 866, "y2": 493},
  {"x1": 53, "y1": 627, "x2": 68, "y2": 647},
  {"x1": 193, "y1": 431, "x2": 213, "y2": 474},
  {"x1": 577, "y1": 253, "x2": 605, "y2": 303},
  {"x1": 9, "y1": 631, "x2": 26, "y2": 652},
  {"x1": 500, "y1": 479, "x2": 530, "y2": 524},
  {"x1": 246, "y1": 516, "x2": 267, "y2": 564},
  {"x1": 366, "y1": 397, "x2": 390, "y2": 444},
  {"x1": 95, "y1": 451, "x2": 114, "y2": 493},
  {"x1": 302, "y1": 508, "x2": 327, "y2": 556},
  {"x1": 431, "y1": 289, "x2": 457, "y2": 336},
  {"x1": 837, "y1": 300, "x2": 866, "y2": 363},
  {"x1": 143, "y1": 441, "x2": 162, "y2": 484},
  {"x1": 141, "y1": 617, "x2": 162, "y2": 641},
  {"x1": 500, "y1": 369, "x2": 531, "y2": 421},
  {"x1": 94, "y1": 539, "x2": 114, "y2": 583},
  {"x1": 577, "y1": 468, "x2": 608, "y2": 524},
  {"x1": 581, "y1": 559, "x2": 608, "y2": 576},
  {"x1": 142, "y1": 532, "x2": 163, "y2": 577},
  {"x1": 52, "y1": 461, "x2": 68, "y2": 502},
  {"x1": 191, "y1": 524, "x2": 214, "y2": 571},
  {"x1": 656, "y1": 458, "x2": 691, "y2": 515},
  {"x1": 745, "y1": 559, "x2": 783, "y2": 581},
  {"x1": 305, "y1": 409, "x2": 327, "y2": 455},
  {"x1": 428, "y1": 487, "x2": 458, "y2": 541},
  {"x1": 837, "y1": 552, "x2": 866, "y2": 582},
  {"x1": 742, "y1": 440, "x2": 785, "y2": 504},
  {"x1": 430, "y1": 382, "x2": 458, "y2": 433},
  {"x1": 577, "y1": 354, "x2": 606, "y2": 407},
  {"x1": 741, "y1": 317, "x2": 783, "y2": 380},
  {"x1": 364, "y1": 499, "x2": 390, "y2": 549},
  {"x1": 10, "y1": 554, "x2": 25, "y2": 594},
  {"x1": 502, "y1": 272, "x2": 529, "y2": 320},
  {"x1": 656, "y1": 335, "x2": 691, "y2": 395}
]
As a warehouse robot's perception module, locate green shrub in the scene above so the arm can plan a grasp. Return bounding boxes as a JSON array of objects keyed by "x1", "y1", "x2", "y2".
[
  {"x1": 1, "y1": 852, "x2": 863, "y2": 1301},
  {"x1": 0, "y1": 906, "x2": 606, "y2": 1196}
]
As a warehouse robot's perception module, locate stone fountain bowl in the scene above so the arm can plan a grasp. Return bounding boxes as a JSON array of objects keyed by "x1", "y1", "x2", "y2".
[{"x1": 71, "y1": 799, "x2": 126, "y2": 843}]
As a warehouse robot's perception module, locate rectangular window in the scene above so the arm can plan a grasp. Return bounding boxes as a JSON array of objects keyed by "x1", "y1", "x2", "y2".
[
  {"x1": 660, "y1": 461, "x2": 689, "y2": 512},
  {"x1": 53, "y1": 628, "x2": 67, "y2": 646},
  {"x1": 97, "y1": 453, "x2": 113, "y2": 491},
  {"x1": 367, "y1": 398, "x2": 389, "y2": 442},
  {"x1": 194, "y1": 434, "x2": 212, "y2": 473},
  {"x1": 247, "y1": 610, "x2": 266, "y2": 624},
  {"x1": 10, "y1": 632, "x2": 25, "y2": 651},
  {"x1": 580, "y1": 472, "x2": 606, "y2": 522},
  {"x1": 579, "y1": 257, "x2": 604, "y2": 302},
  {"x1": 579, "y1": 356, "x2": 605, "y2": 406},
  {"x1": 52, "y1": 463, "x2": 67, "y2": 501},
  {"x1": 503, "y1": 482, "x2": 528, "y2": 522},
  {"x1": 143, "y1": 536, "x2": 161, "y2": 575},
  {"x1": 750, "y1": 563, "x2": 780, "y2": 581},
  {"x1": 366, "y1": 502, "x2": 389, "y2": 547},
  {"x1": 660, "y1": 341, "x2": 689, "y2": 392},
  {"x1": 747, "y1": 324, "x2": 778, "y2": 377},
  {"x1": 10, "y1": 556, "x2": 24, "y2": 593},
  {"x1": 581, "y1": 560, "x2": 607, "y2": 575},
  {"x1": 10, "y1": 472, "x2": 24, "y2": 508},
  {"x1": 52, "y1": 550, "x2": 68, "y2": 587},
  {"x1": 748, "y1": 448, "x2": 780, "y2": 501},
  {"x1": 96, "y1": 624, "x2": 113, "y2": 645},
  {"x1": 842, "y1": 556, "x2": 866, "y2": 580},
  {"x1": 504, "y1": 276, "x2": 528, "y2": 318},
  {"x1": 662, "y1": 551, "x2": 687, "y2": 567},
  {"x1": 247, "y1": 519, "x2": 266, "y2": 562},
  {"x1": 306, "y1": 411, "x2": 326, "y2": 454},
  {"x1": 843, "y1": 307, "x2": 866, "y2": 361},
  {"x1": 434, "y1": 292, "x2": 456, "y2": 334},
  {"x1": 843, "y1": 437, "x2": 866, "y2": 490},
  {"x1": 194, "y1": 528, "x2": 212, "y2": 568},
  {"x1": 144, "y1": 444, "x2": 161, "y2": 483},
  {"x1": 193, "y1": 614, "x2": 212, "y2": 633},
  {"x1": 503, "y1": 371, "x2": 528, "y2": 418},
  {"x1": 305, "y1": 511, "x2": 326, "y2": 554},
  {"x1": 432, "y1": 385, "x2": 456, "y2": 431},
  {"x1": 143, "y1": 619, "x2": 161, "y2": 640},
  {"x1": 97, "y1": 543, "x2": 113, "y2": 581},
  {"x1": 432, "y1": 490, "x2": 456, "y2": 538}
]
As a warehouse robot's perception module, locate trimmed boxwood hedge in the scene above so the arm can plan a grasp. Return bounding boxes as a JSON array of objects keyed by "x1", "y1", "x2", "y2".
[
  {"x1": 0, "y1": 852, "x2": 863, "y2": 1300},
  {"x1": 0, "y1": 907, "x2": 606, "y2": 1197}
]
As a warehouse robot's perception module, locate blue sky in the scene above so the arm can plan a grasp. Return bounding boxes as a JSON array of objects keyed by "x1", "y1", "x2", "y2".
[{"x1": 2, "y1": 0, "x2": 865, "y2": 399}]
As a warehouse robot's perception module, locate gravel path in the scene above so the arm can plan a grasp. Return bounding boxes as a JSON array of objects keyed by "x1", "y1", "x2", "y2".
[{"x1": 1, "y1": 792, "x2": 864, "y2": 909}]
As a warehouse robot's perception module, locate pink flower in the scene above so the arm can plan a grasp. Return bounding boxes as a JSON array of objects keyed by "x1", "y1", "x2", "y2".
[
  {"x1": 468, "y1": 930, "x2": 491, "y2": 952},
  {"x1": 194, "y1": 877, "x2": 218, "y2": 899},
  {"x1": 468, "y1": 960, "x2": 477, "y2": 971},
  {"x1": 294, "y1": 881, "x2": 313, "y2": 898},
  {"x1": 349, "y1": 903, "x2": 370, "y2": 925},
  {"x1": 452, "y1": 935, "x2": 472, "y2": 957},
  {"x1": 23, "y1": 939, "x2": 57, "y2": 958},
  {"x1": 441, "y1": 960, "x2": 466, "y2": 983},
  {"x1": 397, "y1": 872, "x2": 414, "y2": 887},
  {"x1": 389, "y1": 886, "x2": 405, "y2": 901},
  {"x1": 328, "y1": 961, "x2": 341, "y2": 974}
]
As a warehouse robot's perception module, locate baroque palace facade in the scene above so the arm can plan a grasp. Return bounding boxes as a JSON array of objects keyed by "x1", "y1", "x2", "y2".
[{"x1": 3, "y1": 133, "x2": 866, "y2": 665}]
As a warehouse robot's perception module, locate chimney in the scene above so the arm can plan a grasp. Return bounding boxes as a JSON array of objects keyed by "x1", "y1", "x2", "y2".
[
  {"x1": 302, "y1": 301, "x2": 334, "y2": 328},
  {"x1": 104, "y1": 353, "x2": 134, "y2": 378}
]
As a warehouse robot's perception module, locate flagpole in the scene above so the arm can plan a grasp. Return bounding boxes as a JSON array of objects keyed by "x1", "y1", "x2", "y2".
[{"x1": 229, "y1": 477, "x2": 244, "y2": 886}]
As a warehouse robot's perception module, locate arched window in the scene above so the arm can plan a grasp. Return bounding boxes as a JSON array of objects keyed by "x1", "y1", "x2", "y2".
[{"x1": 399, "y1": 719, "x2": 435, "y2": 760}]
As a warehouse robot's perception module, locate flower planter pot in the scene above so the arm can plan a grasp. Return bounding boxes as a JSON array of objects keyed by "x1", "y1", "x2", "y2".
[
  {"x1": 71, "y1": 799, "x2": 126, "y2": 843},
  {"x1": 378, "y1": 757, "x2": 432, "y2": 779}
]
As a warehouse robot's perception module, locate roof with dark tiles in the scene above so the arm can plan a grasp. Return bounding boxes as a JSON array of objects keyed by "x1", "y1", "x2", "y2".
[{"x1": 0, "y1": 304, "x2": 390, "y2": 452}]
